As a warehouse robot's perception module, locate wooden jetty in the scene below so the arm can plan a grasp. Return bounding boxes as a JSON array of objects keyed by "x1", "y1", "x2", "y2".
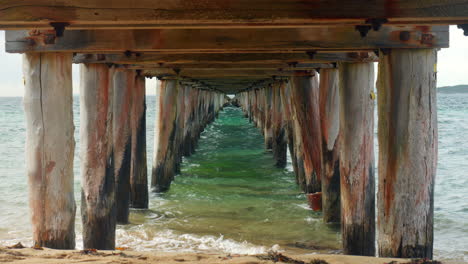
[{"x1": 2, "y1": 0, "x2": 467, "y2": 259}]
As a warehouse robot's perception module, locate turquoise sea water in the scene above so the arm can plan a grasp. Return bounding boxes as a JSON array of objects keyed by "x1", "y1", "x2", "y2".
[{"x1": 0, "y1": 93, "x2": 466, "y2": 262}]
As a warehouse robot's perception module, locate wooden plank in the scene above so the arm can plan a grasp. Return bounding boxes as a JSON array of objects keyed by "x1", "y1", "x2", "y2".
[
  {"x1": 339, "y1": 62, "x2": 375, "y2": 256},
  {"x1": 1, "y1": 1, "x2": 467, "y2": 30},
  {"x1": 113, "y1": 68, "x2": 135, "y2": 224},
  {"x1": 80, "y1": 63, "x2": 116, "y2": 249},
  {"x1": 6, "y1": 26, "x2": 449, "y2": 53},
  {"x1": 23, "y1": 53, "x2": 75, "y2": 249},
  {"x1": 73, "y1": 52, "x2": 378, "y2": 64},
  {"x1": 377, "y1": 49, "x2": 437, "y2": 259},
  {"x1": 130, "y1": 75, "x2": 149, "y2": 209},
  {"x1": 319, "y1": 68, "x2": 341, "y2": 223}
]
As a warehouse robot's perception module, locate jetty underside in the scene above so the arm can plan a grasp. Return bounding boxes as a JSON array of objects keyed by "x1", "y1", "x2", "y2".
[{"x1": 2, "y1": 0, "x2": 467, "y2": 259}]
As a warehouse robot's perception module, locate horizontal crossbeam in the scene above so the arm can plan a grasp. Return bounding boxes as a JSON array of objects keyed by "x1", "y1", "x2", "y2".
[
  {"x1": 6, "y1": 26, "x2": 449, "y2": 53},
  {"x1": 73, "y1": 52, "x2": 378, "y2": 64},
  {"x1": 1, "y1": 1, "x2": 467, "y2": 30}
]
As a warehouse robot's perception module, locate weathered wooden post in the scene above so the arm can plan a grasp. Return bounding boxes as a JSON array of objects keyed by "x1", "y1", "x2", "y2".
[
  {"x1": 152, "y1": 80, "x2": 179, "y2": 192},
  {"x1": 183, "y1": 86, "x2": 194, "y2": 156},
  {"x1": 130, "y1": 74, "x2": 148, "y2": 209},
  {"x1": 113, "y1": 68, "x2": 135, "y2": 224},
  {"x1": 23, "y1": 53, "x2": 76, "y2": 249},
  {"x1": 280, "y1": 81, "x2": 305, "y2": 189},
  {"x1": 80, "y1": 63, "x2": 116, "y2": 249},
  {"x1": 290, "y1": 72, "x2": 323, "y2": 194},
  {"x1": 377, "y1": 49, "x2": 438, "y2": 259},
  {"x1": 174, "y1": 82, "x2": 186, "y2": 174},
  {"x1": 271, "y1": 82, "x2": 287, "y2": 168},
  {"x1": 339, "y1": 62, "x2": 375, "y2": 256},
  {"x1": 319, "y1": 68, "x2": 341, "y2": 223},
  {"x1": 263, "y1": 86, "x2": 274, "y2": 150},
  {"x1": 189, "y1": 88, "x2": 201, "y2": 154}
]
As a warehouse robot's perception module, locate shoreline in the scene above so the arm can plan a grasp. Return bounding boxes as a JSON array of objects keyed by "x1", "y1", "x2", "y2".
[{"x1": 1, "y1": 246, "x2": 465, "y2": 264}]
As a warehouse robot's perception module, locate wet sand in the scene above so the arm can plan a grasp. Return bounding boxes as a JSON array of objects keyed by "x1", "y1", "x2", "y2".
[{"x1": 1, "y1": 246, "x2": 462, "y2": 264}]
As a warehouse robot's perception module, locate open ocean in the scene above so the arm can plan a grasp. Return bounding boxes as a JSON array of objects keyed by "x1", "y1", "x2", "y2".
[{"x1": 0, "y1": 92, "x2": 466, "y2": 262}]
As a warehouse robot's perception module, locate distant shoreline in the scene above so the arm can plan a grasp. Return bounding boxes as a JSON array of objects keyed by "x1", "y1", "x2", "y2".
[{"x1": 437, "y1": 85, "x2": 468, "y2": 94}]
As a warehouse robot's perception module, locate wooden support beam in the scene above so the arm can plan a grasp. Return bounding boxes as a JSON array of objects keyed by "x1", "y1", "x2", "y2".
[
  {"x1": 141, "y1": 69, "x2": 326, "y2": 79},
  {"x1": 151, "y1": 80, "x2": 179, "y2": 192},
  {"x1": 339, "y1": 62, "x2": 375, "y2": 256},
  {"x1": 130, "y1": 75, "x2": 149, "y2": 209},
  {"x1": 6, "y1": 26, "x2": 449, "y2": 53},
  {"x1": 319, "y1": 68, "x2": 341, "y2": 223},
  {"x1": 23, "y1": 53, "x2": 75, "y2": 249},
  {"x1": 80, "y1": 63, "x2": 116, "y2": 249},
  {"x1": 377, "y1": 49, "x2": 437, "y2": 259},
  {"x1": 73, "y1": 52, "x2": 378, "y2": 64},
  {"x1": 127, "y1": 62, "x2": 335, "y2": 70},
  {"x1": 1, "y1": 1, "x2": 467, "y2": 30},
  {"x1": 290, "y1": 73, "x2": 323, "y2": 195},
  {"x1": 113, "y1": 68, "x2": 135, "y2": 224}
]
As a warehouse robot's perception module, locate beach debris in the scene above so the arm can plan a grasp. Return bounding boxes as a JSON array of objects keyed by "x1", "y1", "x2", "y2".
[
  {"x1": 256, "y1": 251, "x2": 328, "y2": 264},
  {"x1": 32, "y1": 242, "x2": 43, "y2": 250},
  {"x1": 115, "y1": 247, "x2": 129, "y2": 251},
  {"x1": 384, "y1": 259, "x2": 442, "y2": 264},
  {"x1": 7, "y1": 242, "x2": 25, "y2": 249},
  {"x1": 80, "y1": 248, "x2": 98, "y2": 255}
]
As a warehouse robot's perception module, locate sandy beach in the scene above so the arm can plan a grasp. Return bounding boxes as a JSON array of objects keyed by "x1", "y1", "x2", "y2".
[{"x1": 2, "y1": 246, "x2": 463, "y2": 264}]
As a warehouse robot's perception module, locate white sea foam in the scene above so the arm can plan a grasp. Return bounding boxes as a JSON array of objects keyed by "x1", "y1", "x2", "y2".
[{"x1": 116, "y1": 228, "x2": 276, "y2": 255}]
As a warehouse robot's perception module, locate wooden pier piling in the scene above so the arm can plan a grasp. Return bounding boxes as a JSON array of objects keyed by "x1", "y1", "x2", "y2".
[
  {"x1": 130, "y1": 75, "x2": 148, "y2": 209},
  {"x1": 377, "y1": 49, "x2": 438, "y2": 259},
  {"x1": 290, "y1": 73, "x2": 323, "y2": 194},
  {"x1": 271, "y1": 82, "x2": 287, "y2": 168},
  {"x1": 151, "y1": 80, "x2": 179, "y2": 192},
  {"x1": 319, "y1": 68, "x2": 341, "y2": 223},
  {"x1": 113, "y1": 68, "x2": 135, "y2": 224},
  {"x1": 23, "y1": 53, "x2": 76, "y2": 249},
  {"x1": 80, "y1": 63, "x2": 116, "y2": 249},
  {"x1": 339, "y1": 62, "x2": 375, "y2": 256}
]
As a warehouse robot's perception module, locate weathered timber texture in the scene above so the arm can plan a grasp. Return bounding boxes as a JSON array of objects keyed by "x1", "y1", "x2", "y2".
[
  {"x1": 6, "y1": 26, "x2": 449, "y2": 53},
  {"x1": 1, "y1": 1, "x2": 466, "y2": 29},
  {"x1": 339, "y1": 62, "x2": 375, "y2": 256},
  {"x1": 271, "y1": 82, "x2": 287, "y2": 168},
  {"x1": 280, "y1": 82, "x2": 305, "y2": 190},
  {"x1": 152, "y1": 80, "x2": 179, "y2": 192},
  {"x1": 263, "y1": 86, "x2": 273, "y2": 150},
  {"x1": 377, "y1": 49, "x2": 438, "y2": 259},
  {"x1": 23, "y1": 53, "x2": 76, "y2": 249},
  {"x1": 189, "y1": 88, "x2": 201, "y2": 154},
  {"x1": 80, "y1": 64, "x2": 116, "y2": 249},
  {"x1": 183, "y1": 86, "x2": 195, "y2": 156},
  {"x1": 290, "y1": 73, "x2": 323, "y2": 194},
  {"x1": 113, "y1": 68, "x2": 135, "y2": 224},
  {"x1": 130, "y1": 75, "x2": 148, "y2": 209},
  {"x1": 319, "y1": 68, "x2": 341, "y2": 223},
  {"x1": 174, "y1": 82, "x2": 186, "y2": 174}
]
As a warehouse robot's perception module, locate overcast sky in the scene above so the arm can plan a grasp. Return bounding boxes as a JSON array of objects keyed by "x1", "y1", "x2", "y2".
[{"x1": 0, "y1": 26, "x2": 467, "y2": 97}]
